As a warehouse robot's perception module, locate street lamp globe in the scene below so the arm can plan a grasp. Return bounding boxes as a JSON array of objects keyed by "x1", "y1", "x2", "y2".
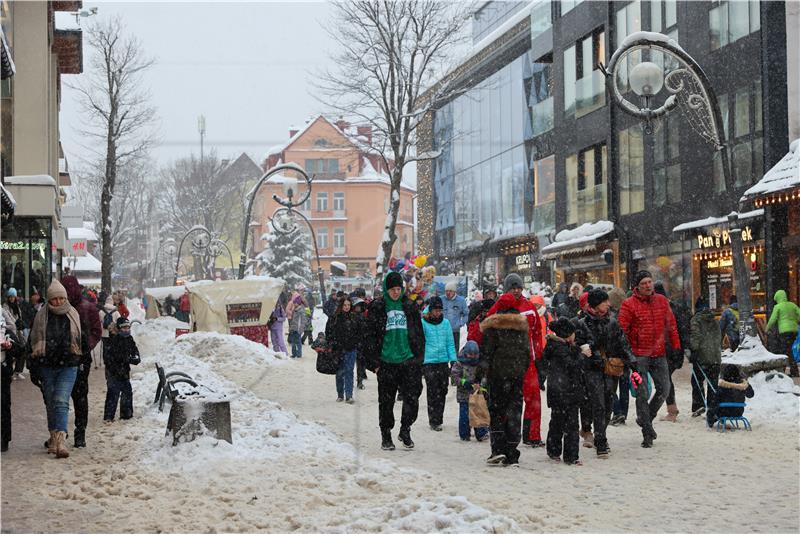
[
  {"x1": 281, "y1": 176, "x2": 298, "y2": 199},
  {"x1": 629, "y1": 61, "x2": 664, "y2": 97}
]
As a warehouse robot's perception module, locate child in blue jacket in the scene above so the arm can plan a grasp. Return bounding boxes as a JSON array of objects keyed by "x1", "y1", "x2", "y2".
[
  {"x1": 422, "y1": 296, "x2": 457, "y2": 431},
  {"x1": 450, "y1": 340, "x2": 489, "y2": 441}
]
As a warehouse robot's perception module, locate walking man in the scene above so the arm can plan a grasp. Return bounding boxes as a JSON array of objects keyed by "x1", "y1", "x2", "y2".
[
  {"x1": 618, "y1": 271, "x2": 681, "y2": 448},
  {"x1": 442, "y1": 281, "x2": 467, "y2": 351}
]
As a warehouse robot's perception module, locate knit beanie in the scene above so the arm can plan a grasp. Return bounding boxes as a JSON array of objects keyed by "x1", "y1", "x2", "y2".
[
  {"x1": 46, "y1": 279, "x2": 68, "y2": 301},
  {"x1": 504, "y1": 273, "x2": 523, "y2": 291},
  {"x1": 633, "y1": 270, "x2": 653, "y2": 287},
  {"x1": 458, "y1": 340, "x2": 481, "y2": 363},
  {"x1": 587, "y1": 289, "x2": 609, "y2": 309},
  {"x1": 445, "y1": 281, "x2": 458, "y2": 293},
  {"x1": 550, "y1": 317, "x2": 575, "y2": 339},
  {"x1": 385, "y1": 272, "x2": 404, "y2": 290},
  {"x1": 428, "y1": 296, "x2": 444, "y2": 310},
  {"x1": 6, "y1": 288, "x2": 16, "y2": 297},
  {"x1": 654, "y1": 281, "x2": 667, "y2": 296}
]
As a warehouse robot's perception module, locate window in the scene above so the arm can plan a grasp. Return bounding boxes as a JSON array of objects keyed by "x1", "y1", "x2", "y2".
[
  {"x1": 575, "y1": 29, "x2": 605, "y2": 117},
  {"x1": 529, "y1": 54, "x2": 554, "y2": 137},
  {"x1": 718, "y1": 80, "x2": 764, "y2": 188},
  {"x1": 567, "y1": 144, "x2": 607, "y2": 224},
  {"x1": 618, "y1": 126, "x2": 644, "y2": 215},
  {"x1": 317, "y1": 227, "x2": 328, "y2": 249},
  {"x1": 710, "y1": 1, "x2": 760, "y2": 50},
  {"x1": 563, "y1": 46, "x2": 576, "y2": 117},
  {"x1": 316, "y1": 192, "x2": 328, "y2": 211},
  {"x1": 530, "y1": 0, "x2": 552, "y2": 41},
  {"x1": 313, "y1": 138, "x2": 329, "y2": 147},
  {"x1": 654, "y1": 117, "x2": 681, "y2": 206},
  {"x1": 333, "y1": 192, "x2": 345, "y2": 211},
  {"x1": 300, "y1": 197, "x2": 311, "y2": 212},
  {"x1": 532, "y1": 154, "x2": 555, "y2": 234},
  {"x1": 333, "y1": 228, "x2": 345, "y2": 249},
  {"x1": 560, "y1": 0, "x2": 583, "y2": 16},
  {"x1": 305, "y1": 158, "x2": 339, "y2": 174},
  {"x1": 650, "y1": 0, "x2": 677, "y2": 33},
  {"x1": 615, "y1": 1, "x2": 642, "y2": 93}
]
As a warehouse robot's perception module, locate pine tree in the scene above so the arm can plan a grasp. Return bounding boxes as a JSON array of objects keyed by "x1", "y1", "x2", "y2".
[{"x1": 257, "y1": 225, "x2": 313, "y2": 289}]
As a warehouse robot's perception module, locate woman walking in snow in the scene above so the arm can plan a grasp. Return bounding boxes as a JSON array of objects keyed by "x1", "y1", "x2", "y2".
[
  {"x1": 269, "y1": 293, "x2": 288, "y2": 355},
  {"x1": 325, "y1": 297, "x2": 362, "y2": 403},
  {"x1": 286, "y1": 293, "x2": 307, "y2": 359},
  {"x1": 421, "y1": 296, "x2": 457, "y2": 431}
]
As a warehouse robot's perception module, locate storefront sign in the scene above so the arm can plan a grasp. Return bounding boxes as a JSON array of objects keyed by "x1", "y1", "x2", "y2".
[
  {"x1": 696, "y1": 226, "x2": 753, "y2": 249},
  {"x1": 67, "y1": 239, "x2": 87, "y2": 257},
  {"x1": 61, "y1": 205, "x2": 84, "y2": 229},
  {"x1": 705, "y1": 257, "x2": 733, "y2": 269},
  {"x1": 514, "y1": 254, "x2": 532, "y2": 268},
  {"x1": 225, "y1": 302, "x2": 262, "y2": 325},
  {"x1": 0, "y1": 241, "x2": 27, "y2": 250}
]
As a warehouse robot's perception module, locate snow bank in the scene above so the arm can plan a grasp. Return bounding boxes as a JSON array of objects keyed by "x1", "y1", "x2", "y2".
[
  {"x1": 747, "y1": 371, "x2": 800, "y2": 424},
  {"x1": 721, "y1": 336, "x2": 787, "y2": 374}
]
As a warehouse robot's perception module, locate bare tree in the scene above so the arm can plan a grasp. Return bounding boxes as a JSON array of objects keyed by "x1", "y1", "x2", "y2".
[
  {"x1": 316, "y1": 1, "x2": 470, "y2": 276},
  {"x1": 69, "y1": 17, "x2": 157, "y2": 292}
]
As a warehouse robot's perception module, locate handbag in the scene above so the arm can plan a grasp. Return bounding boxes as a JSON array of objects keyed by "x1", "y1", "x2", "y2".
[
  {"x1": 603, "y1": 357, "x2": 625, "y2": 377},
  {"x1": 468, "y1": 391, "x2": 490, "y2": 428},
  {"x1": 315, "y1": 343, "x2": 342, "y2": 375}
]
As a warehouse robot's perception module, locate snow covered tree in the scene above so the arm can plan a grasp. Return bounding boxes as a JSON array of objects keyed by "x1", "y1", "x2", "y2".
[{"x1": 257, "y1": 225, "x2": 312, "y2": 290}]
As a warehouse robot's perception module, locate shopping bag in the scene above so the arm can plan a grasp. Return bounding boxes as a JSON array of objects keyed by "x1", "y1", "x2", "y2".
[
  {"x1": 468, "y1": 391, "x2": 490, "y2": 428},
  {"x1": 315, "y1": 347, "x2": 342, "y2": 375},
  {"x1": 792, "y1": 327, "x2": 800, "y2": 363}
]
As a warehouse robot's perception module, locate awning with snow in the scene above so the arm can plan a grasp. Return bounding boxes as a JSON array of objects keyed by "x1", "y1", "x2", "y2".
[
  {"x1": 671, "y1": 209, "x2": 764, "y2": 234},
  {"x1": 740, "y1": 139, "x2": 800, "y2": 206},
  {"x1": 540, "y1": 220, "x2": 615, "y2": 260},
  {"x1": 1, "y1": 25, "x2": 15, "y2": 80}
]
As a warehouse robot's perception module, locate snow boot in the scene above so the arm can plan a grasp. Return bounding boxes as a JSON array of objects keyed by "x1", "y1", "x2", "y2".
[
  {"x1": 380, "y1": 430, "x2": 395, "y2": 451},
  {"x1": 486, "y1": 453, "x2": 506, "y2": 465},
  {"x1": 398, "y1": 427, "x2": 414, "y2": 449},
  {"x1": 54, "y1": 431, "x2": 69, "y2": 459},
  {"x1": 46, "y1": 431, "x2": 56, "y2": 454},
  {"x1": 580, "y1": 430, "x2": 594, "y2": 448},
  {"x1": 74, "y1": 428, "x2": 86, "y2": 448},
  {"x1": 529, "y1": 440, "x2": 545, "y2": 448},
  {"x1": 691, "y1": 407, "x2": 706, "y2": 418},
  {"x1": 660, "y1": 404, "x2": 679, "y2": 422},
  {"x1": 609, "y1": 414, "x2": 626, "y2": 426}
]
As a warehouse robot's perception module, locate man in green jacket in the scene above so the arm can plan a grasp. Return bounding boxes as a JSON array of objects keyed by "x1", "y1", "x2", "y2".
[
  {"x1": 766, "y1": 290, "x2": 800, "y2": 377},
  {"x1": 689, "y1": 301, "x2": 722, "y2": 424}
]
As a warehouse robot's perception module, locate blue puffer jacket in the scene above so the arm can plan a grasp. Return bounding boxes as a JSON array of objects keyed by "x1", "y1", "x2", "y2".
[
  {"x1": 422, "y1": 316, "x2": 457, "y2": 364},
  {"x1": 442, "y1": 294, "x2": 468, "y2": 332}
]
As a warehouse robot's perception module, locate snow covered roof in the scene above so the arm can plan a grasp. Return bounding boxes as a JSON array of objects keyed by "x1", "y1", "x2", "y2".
[
  {"x1": 67, "y1": 226, "x2": 99, "y2": 241},
  {"x1": 672, "y1": 209, "x2": 764, "y2": 233},
  {"x1": 740, "y1": 139, "x2": 800, "y2": 202},
  {"x1": 540, "y1": 220, "x2": 615, "y2": 259},
  {"x1": 4, "y1": 175, "x2": 57, "y2": 186},
  {"x1": 263, "y1": 116, "x2": 330, "y2": 160},
  {"x1": 66, "y1": 254, "x2": 102, "y2": 273}
]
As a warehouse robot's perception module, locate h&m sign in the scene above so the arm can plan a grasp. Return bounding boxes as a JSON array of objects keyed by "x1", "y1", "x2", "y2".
[{"x1": 696, "y1": 226, "x2": 753, "y2": 249}]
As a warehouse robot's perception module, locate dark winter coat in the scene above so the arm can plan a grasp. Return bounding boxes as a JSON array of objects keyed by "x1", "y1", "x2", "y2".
[
  {"x1": 325, "y1": 311, "x2": 362, "y2": 353},
  {"x1": 105, "y1": 334, "x2": 141, "y2": 380},
  {"x1": 717, "y1": 378, "x2": 754, "y2": 407},
  {"x1": 362, "y1": 296, "x2": 425, "y2": 372},
  {"x1": 450, "y1": 360, "x2": 484, "y2": 402},
  {"x1": 61, "y1": 276, "x2": 102, "y2": 360},
  {"x1": 668, "y1": 300, "x2": 691, "y2": 369},
  {"x1": 476, "y1": 311, "x2": 530, "y2": 382},
  {"x1": 557, "y1": 296, "x2": 580, "y2": 319},
  {"x1": 719, "y1": 306, "x2": 740, "y2": 347},
  {"x1": 690, "y1": 309, "x2": 722, "y2": 367},
  {"x1": 618, "y1": 289, "x2": 681, "y2": 357},
  {"x1": 541, "y1": 335, "x2": 583, "y2": 408},
  {"x1": 323, "y1": 295, "x2": 338, "y2": 318},
  {"x1": 574, "y1": 311, "x2": 637, "y2": 374}
]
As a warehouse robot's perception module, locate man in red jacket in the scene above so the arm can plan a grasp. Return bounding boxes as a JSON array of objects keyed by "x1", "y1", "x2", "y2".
[
  {"x1": 618, "y1": 271, "x2": 681, "y2": 448},
  {"x1": 487, "y1": 273, "x2": 544, "y2": 447},
  {"x1": 61, "y1": 276, "x2": 102, "y2": 448}
]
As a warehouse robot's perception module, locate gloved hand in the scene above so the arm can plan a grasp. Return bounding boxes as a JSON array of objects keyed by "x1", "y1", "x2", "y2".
[{"x1": 630, "y1": 371, "x2": 643, "y2": 389}]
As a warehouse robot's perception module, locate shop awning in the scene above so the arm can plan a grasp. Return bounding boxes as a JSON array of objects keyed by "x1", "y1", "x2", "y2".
[
  {"x1": 0, "y1": 25, "x2": 15, "y2": 80},
  {"x1": 540, "y1": 220, "x2": 615, "y2": 260},
  {"x1": 672, "y1": 209, "x2": 764, "y2": 233},
  {"x1": 740, "y1": 139, "x2": 800, "y2": 206}
]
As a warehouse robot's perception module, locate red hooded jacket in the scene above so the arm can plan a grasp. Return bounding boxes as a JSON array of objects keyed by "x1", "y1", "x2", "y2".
[{"x1": 617, "y1": 288, "x2": 681, "y2": 357}]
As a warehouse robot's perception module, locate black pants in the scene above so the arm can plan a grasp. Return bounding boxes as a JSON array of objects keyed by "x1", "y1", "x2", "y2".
[
  {"x1": 665, "y1": 355, "x2": 681, "y2": 406},
  {"x1": 377, "y1": 362, "x2": 422, "y2": 431},
  {"x1": 452, "y1": 331, "x2": 460, "y2": 352},
  {"x1": 1, "y1": 361, "x2": 12, "y2": 446},
  {"x1": 691, "y1": 362, "x2": 720, "y2": 417},
  {"x1": 581, "y1": 370, "x2": 614, "y2": 449},
  {"x1": 423, "y1": 362, "x2": 450, "y2": 427},
  {"x1": 776, "y1": 332, "x2": 799, "y2": 376},
  {"x1": 301, "y1": 330, "x2": 313, "y2": 345},
  {"x1": 546, "y1": 403, "x2": 579, "y2": 463},
  {"x1": 488, "y1": 375, "x2": 524, "y2": 462},
  {"x1": 71, "y1": 363, "x2": 90, "y2": 433},
  {"x1": 357, "y1": 355, "x2": 367, "y2": 383}
]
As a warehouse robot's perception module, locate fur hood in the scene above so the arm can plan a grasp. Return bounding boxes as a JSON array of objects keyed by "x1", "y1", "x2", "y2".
[{"x1": 480, "y1": 312, "x2": 528, "y2": 332}]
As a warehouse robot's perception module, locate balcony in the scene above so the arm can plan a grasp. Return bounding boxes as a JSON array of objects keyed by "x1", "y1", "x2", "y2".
[
  {"x1": 333, "y1": 247, "x2": 346, "y2": 256},
  {"x1": 309, "y1": 171, "x2": 346, "y2": 180},
  {"x1": 575, "y1": 70, "x2": 606, "y2": 118},
  {"x1": 333, "y1": 209, "x2": 346, "y2": 218}
]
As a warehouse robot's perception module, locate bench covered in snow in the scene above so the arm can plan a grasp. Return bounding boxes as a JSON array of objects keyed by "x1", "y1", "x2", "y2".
[{"x1": 721, "y1": 336, "x2": 788, "y2": 376}]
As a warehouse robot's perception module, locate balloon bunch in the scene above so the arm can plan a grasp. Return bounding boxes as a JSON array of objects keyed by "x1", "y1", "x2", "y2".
[{"x1": 387, "y1": 255, "x2": 430, "y2": 301}]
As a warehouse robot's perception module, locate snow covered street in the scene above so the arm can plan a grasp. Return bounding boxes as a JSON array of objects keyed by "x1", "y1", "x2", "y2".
[{"x1": 2, "y1": 316, "x2": 798, "y2": 532}]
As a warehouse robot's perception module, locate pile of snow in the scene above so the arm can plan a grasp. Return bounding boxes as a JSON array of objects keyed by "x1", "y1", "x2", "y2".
[
  {"x1": 541, "y1": 220, "x2": 615, "y2": 257},
  {"x1": 721, "y1": 336, "x2": 787, "y2": 373},
  {"x1": 747, "y1": 371, "x2": 800, "y2": 424}
]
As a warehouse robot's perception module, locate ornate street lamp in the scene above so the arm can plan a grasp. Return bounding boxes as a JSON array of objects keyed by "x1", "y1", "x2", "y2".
[
  {"x1": 152, "y1": 237, "x2": 176, "y2": 284},
  {"x1": 208, "y1": 238, "x2": 235, "y2": 278},
  {"x1": 602, "y1": 31, "x2": 755, "y2": 340},
  {"x1": 174, "y1": 225, "x2": 212, "y2": 286}
]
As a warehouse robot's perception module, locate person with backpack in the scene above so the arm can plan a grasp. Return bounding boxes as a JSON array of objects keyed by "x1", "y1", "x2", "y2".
[
  {"x1": 719, "y1": 295, "x2": 740, "y2": 351},
  {"x1": 766, "y1": 289, "x2": 800, "y2": 377}
]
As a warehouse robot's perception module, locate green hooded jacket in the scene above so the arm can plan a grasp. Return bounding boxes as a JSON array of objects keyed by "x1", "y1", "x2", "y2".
[
  {"x1": 766, "y1": 290, "x2": 800, "y2": 334},
  {"x1": 690, "y1": 309, "x2": 721, "y2": 366}
]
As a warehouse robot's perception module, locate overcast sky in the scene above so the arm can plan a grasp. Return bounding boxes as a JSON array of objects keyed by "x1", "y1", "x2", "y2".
[{"x1": 59, "y1": 1, "x2": 338, "y2": 170}]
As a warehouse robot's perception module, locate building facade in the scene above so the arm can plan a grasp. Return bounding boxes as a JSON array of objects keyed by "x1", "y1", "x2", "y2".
[
  {"x1": 419, "y1": 0, "x2": 790, "y2": 315},
  {"x1": 254, "y1": 116, "x2": 415, "y2": 277},
  {"x1": 1, "y1": 1, "x2": 84, "y2": 298}
]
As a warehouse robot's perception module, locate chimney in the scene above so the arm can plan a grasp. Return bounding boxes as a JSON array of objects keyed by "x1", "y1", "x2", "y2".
[
  {"x1": 356, "y1": 125, "x2": 372, "y2": 144},
  {"x1": 334, "y1": 116, "x2": 349, "y2": 132},
  {"x1": 289, "y1": 125, "x2": 299, "y2": 138}
]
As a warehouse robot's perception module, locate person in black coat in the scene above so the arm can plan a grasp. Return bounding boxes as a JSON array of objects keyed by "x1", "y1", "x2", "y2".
[
  {"x1": 541, "y1": 318, "x2": 584, "y2": 465},
  {"x1": 573, "y1": 289, "x2": 638, "y2": 457},
  {"x1": 362, "y1": 273, "x2": 425, "y2": 451},
  {"x1": 654, "y1": 282, "x2": 691, "y2": 421},
  {"x1": 710, "y1": 364, "x2": 754, "y2": 425},
  {"x1": 103, "y1": 317, "x2": 141, "y2": 422},
  {"x1": 325, "y1": 297, "x2": 363, "y2": 403}
]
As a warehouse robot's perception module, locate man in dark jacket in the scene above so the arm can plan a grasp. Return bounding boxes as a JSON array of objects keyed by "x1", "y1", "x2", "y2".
[
  {"x1": 574, "y1": 289, "x2": 637, "y2": 457},
  {"x1": 477, "y1": 293, "x2": 531, "y2": 466},
  {"x1": 362, "y1": 272, "x2": 425, "y2": 451},
  {"x1": 689, "y1": 300, "x2": 721, "y2": 423},
  {"x1": 61, "y1": 276, "x2": 102, "y2": 448},
  {"x1": 323, "y1": 290, "x2": 340, "y2": 318},
  {"x1": 551, "y1": 283, "x2": 569, "y2": 311},
  {"x1": 618, "y1": 271, "x2": 681, "y2": 448},
  {"x1": 654, "y1": 282, "x2": 691, "y2": 422}
]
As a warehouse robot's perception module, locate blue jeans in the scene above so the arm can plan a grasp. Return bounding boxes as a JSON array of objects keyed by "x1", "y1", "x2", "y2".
[
  {"x1": 104, "y1": 375, "x2": 133, "y2": 421},
  {"x1": 458, "y1": 400, "x2": 489, "y2": 440},
  {"x1": 288, "y1": 331, "x2": 302, "y2": 358},
  {"x1": 612, "y1": 368, "x2": 631, "y2": 417},
  {"x1": 40, "y1": 366, "x2": 78, "y2": 432},
  {"x1": 336, "y1": 350, "x2": 357, "y2": 399}
]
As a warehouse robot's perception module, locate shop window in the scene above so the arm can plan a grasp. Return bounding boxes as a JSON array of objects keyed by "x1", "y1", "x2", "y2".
[
  {"x1": 567, "y1": 144, "x2": 607, "y2": 225},
  {"x1": 710, "y1": 1, "x2": 760, "y2": 51},
  {"x1": 1, "y1": 217, "x2": 53, "y2": 299},
  {"x1": 618, "y1": 126, "x2": 644, "y2": 215}
]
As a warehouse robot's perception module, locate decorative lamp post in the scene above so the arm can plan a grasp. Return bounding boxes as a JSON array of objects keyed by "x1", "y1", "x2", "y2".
[
  {"x1": 174, "y1": 225, "x2": 212, "y2": 286},
  {"x1": 152, "y1": 237, "x2": 176, "y2": 283},
  {"x1": 208, "y1": 238, "x2": 235, "y2": 279},
  {"x1": 602, "y1": 32, "x2": 754, "y2": 340}
]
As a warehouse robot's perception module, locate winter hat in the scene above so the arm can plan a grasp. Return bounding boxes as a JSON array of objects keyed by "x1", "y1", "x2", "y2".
[
  {"x1": 729, "y1": 295, "x2": 737, "y2": 304},
  {"x1": 695, "y1": 297, "x2": 709, "y2": 311},
  {"x1": 385, "y1": 272, "x2": 404, "y2": 290},
  {"x1": 653, "y1": 281, "x2": 667, "y2": 296},
  {"x1": 46, "y1": 279, "x2": 68, "y2": 301},
  {"x1": 5, "y1": 288, "x2": 16, "y2": 297},
  {"x1": 428, "y1": 296, "x2": 444, "y2": 310},
  {"x1": 483, "y1": 284, "x2": 497, "y2": 294},
  {"x1": 587, "y1": 289, "x2": 609, "y2": 309},
  {"x1": 633, "y1": 270, "x2": 653, "y2": 287},
  {"x1": 116, "y1": 316, "x2": 131, "y2": 328},
  {"x1": 445, "y1": 281, "x2": 458, "y2": 293},
  {"x1": 550, "y1": 317, "x2": 575, "y2": 339},
  {"x1": 578, "y1": 291, "x2": 589, "y2": 311},
  {"x1": 458, "y1": 340, "x2": 481, "y2": 363},
  {"x1": 504, "y1": 273, "x2": 524, "y2": 291}
]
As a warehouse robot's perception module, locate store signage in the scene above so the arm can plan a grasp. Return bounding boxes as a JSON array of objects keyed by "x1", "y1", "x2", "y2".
[
  {"x1": 67, "y1": 239, "x2": 87, "y2": 257},
  {"x1": 515, "y1": 254, "x2": 532, "y2": 267},
  {"x1": 696, "y1": 226, "x2": 753, "y2": 249},
  {"x1": 0, "y1": 241, "x2": 27, "y2": 250},
  {"x1": 706, "y1": 257, "x2": 733, "y2": 269}
]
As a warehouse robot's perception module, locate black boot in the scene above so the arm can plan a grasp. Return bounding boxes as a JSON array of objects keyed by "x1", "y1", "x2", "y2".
[
  {"x1": 521, "y1": 419, "x2": 532, "y2": 445},
  {"x1": 398, "y1": 427, "x2": 414, "y2": 449},
  {"x1": 381, "y1": 429, "x2": 395, "y2": 451},
  {"x1": 74, "y1": 428, "x2": 86, "y2": 448}
]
